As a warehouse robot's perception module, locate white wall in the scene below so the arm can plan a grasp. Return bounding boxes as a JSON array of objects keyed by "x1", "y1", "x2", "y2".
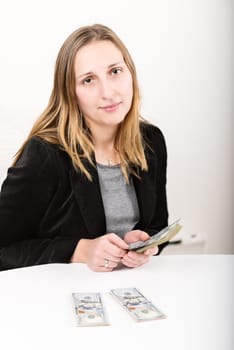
[{"x1": 0, "y1": 0, "x2": 233, "y2": 253}]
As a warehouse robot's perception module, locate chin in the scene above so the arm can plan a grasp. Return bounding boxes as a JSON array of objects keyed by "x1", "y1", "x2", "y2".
[{"x1": 99, "y1": 113, "x2": 125, "y2": 125}]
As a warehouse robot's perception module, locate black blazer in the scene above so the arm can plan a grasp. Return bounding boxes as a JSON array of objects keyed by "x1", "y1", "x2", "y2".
[{"x1": 0, "y1": 123, "x2": 168, "y2": 270}]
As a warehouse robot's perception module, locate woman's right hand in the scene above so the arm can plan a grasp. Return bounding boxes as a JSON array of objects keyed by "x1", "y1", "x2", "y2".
[{"x1": 70, "y1": 233, "x2": 129, "y2": 272}]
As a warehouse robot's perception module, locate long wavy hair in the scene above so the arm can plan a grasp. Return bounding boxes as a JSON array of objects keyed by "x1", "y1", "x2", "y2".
[{"x1": 13, "y1": 24, "x2": 148, "y2": 181}]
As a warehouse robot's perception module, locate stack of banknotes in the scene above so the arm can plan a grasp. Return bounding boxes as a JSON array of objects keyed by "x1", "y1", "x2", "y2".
[{"x1": 128, "y1": 218, "x2": 182, "y2": 253}]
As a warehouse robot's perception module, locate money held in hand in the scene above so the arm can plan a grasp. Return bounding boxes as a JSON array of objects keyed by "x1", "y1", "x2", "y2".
[{"x1": 128, "y1": 218, "x2": 182, "y2": 253}]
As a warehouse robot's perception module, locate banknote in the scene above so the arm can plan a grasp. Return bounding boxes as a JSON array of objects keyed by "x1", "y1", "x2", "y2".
[
  {"x1": 110, "y1": 287, "x2": 166, "y2": 322},
  {"x1": 128, "y1": 218, "x2": 182, "y2": 253},
  {"x1": 72, "y1": 292, "x2": 110, "y2": 326}
]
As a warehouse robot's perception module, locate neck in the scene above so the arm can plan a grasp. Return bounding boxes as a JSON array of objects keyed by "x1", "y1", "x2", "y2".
[
  {"x1": 93, "y1": 131, "x2": 120, "y2": 166},
  {"x1": 87, "y1": 122, "x2": 120, "y2": 165},
  {"x1": 91, "y1": 124, "x2": 118, "y2": 150}
]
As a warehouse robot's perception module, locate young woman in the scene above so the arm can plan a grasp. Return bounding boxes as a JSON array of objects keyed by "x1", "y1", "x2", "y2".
[{"x1": 0, "y1": 24, "x2": 168, "y2": 271}]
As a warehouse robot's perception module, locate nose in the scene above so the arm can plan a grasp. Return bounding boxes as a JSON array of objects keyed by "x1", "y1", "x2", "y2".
[{"x1": 99, "y1": 77, "x2": 115, "y2": 100}]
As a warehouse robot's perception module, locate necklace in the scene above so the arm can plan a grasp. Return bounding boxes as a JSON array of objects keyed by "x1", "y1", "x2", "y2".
[
  {"x1": 96, "y1": 150, "x2": 120, "y2": 166},
  {"x1": 107, "y1": 159, "x2": 117, "y2": 166}
]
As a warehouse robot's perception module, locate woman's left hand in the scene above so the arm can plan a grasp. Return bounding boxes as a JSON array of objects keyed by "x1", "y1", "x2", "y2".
[{"x1": 121, "y1": 230, "x2": 158, "y2": 268}]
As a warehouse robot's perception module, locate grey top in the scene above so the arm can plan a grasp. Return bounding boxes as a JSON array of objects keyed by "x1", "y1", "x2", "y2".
[{"x1": 97, "y1": 163, "x2": 140, "y2": 238}]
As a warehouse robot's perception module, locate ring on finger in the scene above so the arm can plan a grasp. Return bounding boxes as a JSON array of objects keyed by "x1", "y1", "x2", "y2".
[{"x1": 104, "y1": 259, "x2": 109, "y2": 268}]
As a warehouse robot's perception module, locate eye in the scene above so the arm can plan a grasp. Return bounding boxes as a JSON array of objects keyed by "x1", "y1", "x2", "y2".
[
  {"x1": 82, "y1": 77, "x2": 93, "y2": 85},
  {"x1": 111, "y1": 67, "x2": 122, "y2": 75}
]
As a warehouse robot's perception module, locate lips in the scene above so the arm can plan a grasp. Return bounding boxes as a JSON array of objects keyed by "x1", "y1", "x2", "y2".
[{"x1": 99, "y1": 102, "x2": 122, "y2": 112}]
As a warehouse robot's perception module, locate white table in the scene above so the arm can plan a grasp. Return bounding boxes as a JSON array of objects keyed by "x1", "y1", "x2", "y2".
[{"x1": 0, "y1": 255, "x2": 233, "y2": 350}]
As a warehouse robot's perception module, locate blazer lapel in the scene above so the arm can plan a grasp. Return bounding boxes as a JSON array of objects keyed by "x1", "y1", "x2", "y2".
[
  {"x1": 69, "y1": 161, "x2": 106, "y2": 236},
  {"x1": 132, "y1": 154, "x2": 156, "y2": 228}
]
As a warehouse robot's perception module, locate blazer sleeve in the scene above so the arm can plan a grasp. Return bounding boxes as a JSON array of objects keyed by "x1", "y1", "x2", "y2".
[{"x1": 0, "y1": 138, "x2": 78, "y2": 271}]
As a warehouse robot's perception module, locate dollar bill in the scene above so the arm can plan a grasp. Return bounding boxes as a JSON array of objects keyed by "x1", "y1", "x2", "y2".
[
  {"x1": 128, "y1": 218, "x2": 182, "y2": 253},
  {"x1": 110, "y1": 287, "x2": 166, "y2": 322},
  {"x1": 72, "y1": 292, "x2": 110, "y2": 327}
]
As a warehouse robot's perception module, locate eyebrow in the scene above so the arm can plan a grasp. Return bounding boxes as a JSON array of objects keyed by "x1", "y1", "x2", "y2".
[{"x1": 76, "y1": 61, "x2": 125, "y2": 80}]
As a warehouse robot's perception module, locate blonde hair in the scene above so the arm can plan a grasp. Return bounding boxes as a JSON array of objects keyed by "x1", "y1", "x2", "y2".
[{"x1": 13, "y1": 24, "x2": 148, "y2": 181}]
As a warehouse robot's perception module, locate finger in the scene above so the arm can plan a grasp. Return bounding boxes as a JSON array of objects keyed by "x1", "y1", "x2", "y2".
[
  {"x1": 121, "y1": 256, "x2": 149, "y2": 268},
  {"x1": 104, "y1": 244, "x2": 127, "y2": 260},
  {"x1": 93, "y1": 266, "x2": 114, "y2": 272},
  {"x1": 124, "y1": 230, "x2": 150, "y2": 244},
  {"x1": 136, "y1": 230, "x2": 150, "y2": 241},
  {"x1": 121, "y1": 260, "x2": 137, "y2": 268},
  {"x1": 127, "y1": 250, "x2": 147, "y2": 261},
  {"x1": 89, "y1": 262, "x2": 116, "y2": 272},
  {"x1": 122, "y1": 251, "x2": 149, "y2": 267},
  {"x1": 105, "y1": 234, "x2": 129, "y2": 258},
  {"x1": 108, "y1": 233, "x2": 129, "y2": 249},
  {"x1": 103, "y1": 253, "x2": 122, "y2": 263},
  {"x1": 144, "y1": 246, "x2": 159, "y2": 256},
  {"x1": 102, "y1": 259, "x2": 119, "y2": 269},
  {"x1": 121, "y1": 254, "x2": 139, "y2": 267}
]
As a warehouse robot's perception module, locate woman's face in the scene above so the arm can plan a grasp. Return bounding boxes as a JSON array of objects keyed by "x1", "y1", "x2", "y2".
[{"x1": 74, "y1": 40, "x2": 133, "y2": 131}]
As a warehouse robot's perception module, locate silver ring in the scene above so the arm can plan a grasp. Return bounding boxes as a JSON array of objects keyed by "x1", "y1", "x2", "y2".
[{"x1": 104, "y1": 259, "x2": 109, "y2": 268}]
